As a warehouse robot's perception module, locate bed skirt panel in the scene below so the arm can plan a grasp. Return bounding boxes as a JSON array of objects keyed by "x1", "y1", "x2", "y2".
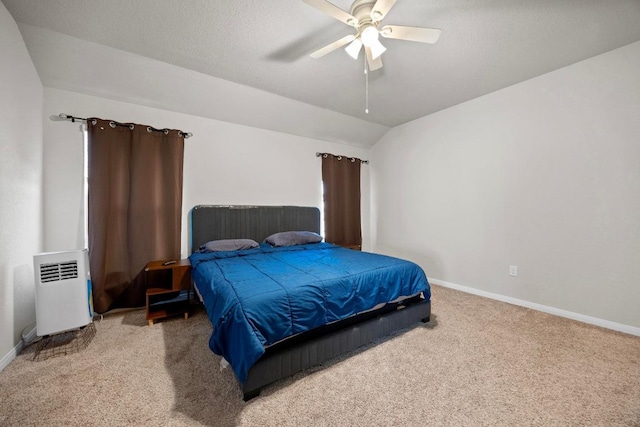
[{"x1": 241, "y1": 299, "x2": 431, "y2": 400}]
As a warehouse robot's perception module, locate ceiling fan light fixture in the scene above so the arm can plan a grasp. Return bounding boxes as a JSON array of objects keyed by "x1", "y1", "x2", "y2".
[
  {"x1": 369, "y1": 38, "x2": 387, "y2": 59},
  {"x1": 360, "y1": 26, "x2": 379, "y2": 47},
  {"x1": 345, "y1": 38, "x2": 363, "y2": 59}
]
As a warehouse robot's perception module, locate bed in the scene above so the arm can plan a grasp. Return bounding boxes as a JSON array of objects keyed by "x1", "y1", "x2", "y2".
[{"x1": 189, "y1": 205, "x2": 431, "y2": 400}]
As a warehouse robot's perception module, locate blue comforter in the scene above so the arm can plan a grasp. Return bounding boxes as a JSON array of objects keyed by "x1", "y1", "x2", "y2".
[{"x1": 189, "y1": 243, "x2": 430, "y2": 383}]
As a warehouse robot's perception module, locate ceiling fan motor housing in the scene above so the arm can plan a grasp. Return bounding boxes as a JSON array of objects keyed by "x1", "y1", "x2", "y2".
[{"x1": 350, "y1": 0, "x2": 381, "y2": 31}]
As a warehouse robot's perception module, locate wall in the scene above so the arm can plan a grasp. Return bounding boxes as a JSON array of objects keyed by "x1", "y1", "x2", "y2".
[
  {"x1": 19, "y1": 24, "x2": 389, "y2": 149},
  {"x1": 0, "y1": 2, "x2": 43, "y2": 368},
  {"x1": 372, "y1": 41, "x2": 640, "y2": 330},
  {"x1": 43, "y1": 88, "x2": 371, "y2": 259}
]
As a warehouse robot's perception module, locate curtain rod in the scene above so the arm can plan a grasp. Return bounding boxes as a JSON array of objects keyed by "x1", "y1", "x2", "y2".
[
  {"x1": 51, "y1": 113, "x2": 193, "y2": 139},
  {"x1": 316, "y1": 152, "x2": 369, "y2": 164}
]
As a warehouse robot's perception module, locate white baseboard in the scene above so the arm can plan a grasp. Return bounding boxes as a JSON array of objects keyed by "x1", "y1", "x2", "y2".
[
  {"x1": 431, "y1": 278, "x2": 640, "y2": 337},
  {"x1": 0, "y1": 340, "x2": 24, "y2": 372}
]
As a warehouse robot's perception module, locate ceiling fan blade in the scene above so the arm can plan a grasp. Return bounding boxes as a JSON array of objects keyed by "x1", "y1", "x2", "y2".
[
  {"x1": 303, "y1": 0, "x2": 359, "y2": 26},
  {"x1": 310, "y1": 35, "x2": 356, "y2": 59},
  {"x1": 380, "y1": 25, "x2": 442, "y2": 43},
  {"x1": 364, "y1": 45, "x2": 383, "y2": 71},
  {"x1": 371, "y1": 0, "x2": 397, "y2": 21}
]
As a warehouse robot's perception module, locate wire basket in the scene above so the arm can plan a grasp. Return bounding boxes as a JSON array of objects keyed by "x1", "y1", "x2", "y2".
[{"x1": 33, "y1": 322, "x2": 96, "y2": 361}]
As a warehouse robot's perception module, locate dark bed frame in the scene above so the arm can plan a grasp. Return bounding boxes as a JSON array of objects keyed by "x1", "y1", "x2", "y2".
[{"x1": 189, "y1": 205, "x2": 431, "y2": 400}]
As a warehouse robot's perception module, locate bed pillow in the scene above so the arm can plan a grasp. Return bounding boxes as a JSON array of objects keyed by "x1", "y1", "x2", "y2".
[
  {"x1": 265, "y1": 231, "x2": 323, "y2": 247},
  {"x1": 198, "y1": 239, "x2": 259, "y2": 252}
]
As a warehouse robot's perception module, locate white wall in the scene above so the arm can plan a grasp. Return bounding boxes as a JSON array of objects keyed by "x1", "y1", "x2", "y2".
[
  {"x1": 0, "y1": 3, "x2": 43, "y2": 367},
  {"x1": 20, "y1": 24, "x2": 389, "y2": 149},
  {"x1": 372, "y1": 41, "x2": 640, "y2": 330},
  {"x1": 43, "y1": 88, "x2": 371, "y2": 258}
]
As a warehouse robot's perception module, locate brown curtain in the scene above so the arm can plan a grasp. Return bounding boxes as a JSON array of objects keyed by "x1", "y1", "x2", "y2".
[
  {"x1": 87, "y1": 119, "x2": 184, "y2": 313},
  {"x1": 321, "y1": 154, "x2": 362, "y2": 248}
]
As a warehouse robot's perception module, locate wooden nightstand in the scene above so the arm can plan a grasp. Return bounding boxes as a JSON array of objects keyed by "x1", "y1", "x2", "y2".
[{"x1": 144, "y1": 259, "x2": 192, "y2": 326}]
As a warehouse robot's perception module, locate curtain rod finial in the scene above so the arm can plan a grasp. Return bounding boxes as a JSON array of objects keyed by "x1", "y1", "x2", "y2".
[{"x1": 49, "y1": 114, "x2": 67, "y2": 122}]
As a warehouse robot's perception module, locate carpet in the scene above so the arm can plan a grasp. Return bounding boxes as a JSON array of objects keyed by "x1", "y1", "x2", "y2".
[{"x1": 1, "y1": 285, "x2": 639, "y2": 426}]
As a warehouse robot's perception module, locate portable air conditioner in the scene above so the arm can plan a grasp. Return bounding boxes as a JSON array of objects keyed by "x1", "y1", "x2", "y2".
[{"x1": 33, "y1": 249, "x2": 93, "y2": 336}]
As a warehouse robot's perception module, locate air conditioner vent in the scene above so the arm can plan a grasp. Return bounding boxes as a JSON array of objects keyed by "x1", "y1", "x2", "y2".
[{"x1": 40, "y1": 261, "x2": 79, "y2": 283}]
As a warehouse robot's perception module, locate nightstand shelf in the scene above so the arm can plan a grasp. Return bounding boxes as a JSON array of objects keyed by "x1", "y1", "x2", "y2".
[{"x1": 145, "y1": 259, "x2": 191, "y2": 326}]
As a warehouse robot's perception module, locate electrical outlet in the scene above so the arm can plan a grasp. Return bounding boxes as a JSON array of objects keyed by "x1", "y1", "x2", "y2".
[{"x1": 509, "y1": 265, "x2": 518, "y2": 277}]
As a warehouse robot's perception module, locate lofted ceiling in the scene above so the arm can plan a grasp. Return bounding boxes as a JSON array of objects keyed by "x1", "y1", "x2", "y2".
[{"x1": 4, "y1": 0, "x2": 640, "y2": 144}]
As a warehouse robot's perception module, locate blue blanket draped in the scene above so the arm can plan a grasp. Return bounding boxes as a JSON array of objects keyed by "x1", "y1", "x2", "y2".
[{"x1": 189, "y1": 243, "x2": 430, "y2": 383}]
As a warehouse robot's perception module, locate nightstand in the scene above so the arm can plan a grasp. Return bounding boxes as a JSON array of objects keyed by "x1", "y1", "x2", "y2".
[{"x1": 144, "y1": 259, "x2": 191, "y2": 326}]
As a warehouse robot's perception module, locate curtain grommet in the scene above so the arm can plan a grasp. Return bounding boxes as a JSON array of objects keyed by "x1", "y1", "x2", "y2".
[
  {"x1": 129, "y1": 124, "x2": 134, "y2": 130},
  {"x1": 163, "y1": 129, "x2": 169, "y2": 135},
  {"x1": 109, "y1": 121, "x2": 116, "y2": 128},
  {"x1": 147, "y1": 126, "x2": 153, "y2": 133}
]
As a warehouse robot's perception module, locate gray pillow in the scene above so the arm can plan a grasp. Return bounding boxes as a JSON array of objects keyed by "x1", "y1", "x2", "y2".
[
  {"x1": 265, "y1": 231, "x2": 323, "y2": 247},
  {"x1": 198, "y1": 239, "x2": 259, "y2": 252}
]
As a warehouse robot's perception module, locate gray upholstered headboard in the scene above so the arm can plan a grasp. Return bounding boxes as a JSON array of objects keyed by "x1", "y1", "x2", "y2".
[{"x1": 189, "y1": 205, "x2": 321, "y2": 253}]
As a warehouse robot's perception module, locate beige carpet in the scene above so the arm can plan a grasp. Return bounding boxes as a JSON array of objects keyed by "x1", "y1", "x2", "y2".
[{"x1": 1, "y1": 285, "x2": 639, "y2": 426}]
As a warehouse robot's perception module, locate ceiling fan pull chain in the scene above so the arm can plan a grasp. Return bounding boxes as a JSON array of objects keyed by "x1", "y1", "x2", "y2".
[{"x1": 365, "y1": 56, "x2": 369, "y2": 114}]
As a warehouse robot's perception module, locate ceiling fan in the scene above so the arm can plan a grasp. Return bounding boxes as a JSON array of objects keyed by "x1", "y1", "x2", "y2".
[{"x1": 304, "y1": 0, "x2": 441, "y2": 71}]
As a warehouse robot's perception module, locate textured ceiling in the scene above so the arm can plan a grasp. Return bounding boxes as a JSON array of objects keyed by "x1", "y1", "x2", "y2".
[{"x1": 4, "y1": 0, "x2": 640, "y2": 128}]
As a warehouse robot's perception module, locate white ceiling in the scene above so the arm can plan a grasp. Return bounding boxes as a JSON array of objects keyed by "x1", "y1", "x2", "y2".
[{"x1": 4, "y1": 0, "x2": 640, "y2": 134}]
